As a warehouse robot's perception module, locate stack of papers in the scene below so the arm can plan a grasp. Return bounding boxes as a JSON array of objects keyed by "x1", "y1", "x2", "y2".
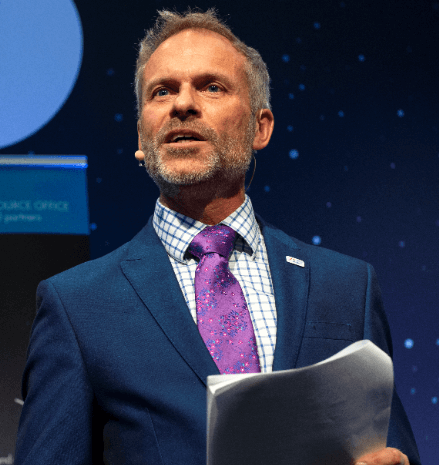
[{"x1": 207, "y1": 340, "x2": 393, "y2": 465}]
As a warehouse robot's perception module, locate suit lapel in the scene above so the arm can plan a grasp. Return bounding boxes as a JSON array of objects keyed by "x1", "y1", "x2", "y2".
[
  {"x1": 120, "y1": 218, "x2": 219, "y2": 386},
  {"x1": 260, "y1": 219, "x2": 310, "y2": 371},
  {"x1": 120, "y1": 215, "x2": 310, "y2": 379}
]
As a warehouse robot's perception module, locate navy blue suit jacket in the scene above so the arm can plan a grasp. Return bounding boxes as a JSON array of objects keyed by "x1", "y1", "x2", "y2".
[{"x1": 15, "y1": 215, "x2": 421, "y2": 464}]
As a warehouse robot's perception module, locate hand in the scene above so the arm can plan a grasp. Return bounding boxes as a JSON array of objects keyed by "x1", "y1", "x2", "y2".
[{"x1": 355, "y1": 447, "x2": 409, "y2": 465}]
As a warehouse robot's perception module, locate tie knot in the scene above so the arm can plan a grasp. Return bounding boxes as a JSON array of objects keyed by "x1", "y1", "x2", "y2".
[{"x1": 189, "y1": 224, "x2": 236, "y2": 259}]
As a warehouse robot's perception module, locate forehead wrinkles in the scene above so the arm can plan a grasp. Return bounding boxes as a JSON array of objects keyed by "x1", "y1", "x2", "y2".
[{"x1": 143, "y1": 29, "x2": 248, "y2": 92}]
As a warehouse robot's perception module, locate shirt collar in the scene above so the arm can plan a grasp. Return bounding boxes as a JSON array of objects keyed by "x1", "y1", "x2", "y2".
[{"x1": 152, "y1": 194, "x2": 260, "y2": 264}]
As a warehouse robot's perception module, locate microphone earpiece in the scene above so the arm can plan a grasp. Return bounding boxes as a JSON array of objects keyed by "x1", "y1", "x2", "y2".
[{"x1": 135, "y1": 150, "x2": 145, "y2": 167}]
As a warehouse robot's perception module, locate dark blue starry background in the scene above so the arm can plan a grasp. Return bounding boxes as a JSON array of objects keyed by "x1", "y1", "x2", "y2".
[{"x1": 2, "y1": 0, "x2": 438, "y2": 462}]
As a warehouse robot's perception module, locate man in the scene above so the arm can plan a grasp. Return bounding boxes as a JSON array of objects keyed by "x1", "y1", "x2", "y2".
[{"x1": 15, "y1": 9, "x2": 420, "y2": 465}]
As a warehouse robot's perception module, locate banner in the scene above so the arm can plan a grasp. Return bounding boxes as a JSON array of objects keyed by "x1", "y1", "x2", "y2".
[{"x1": 0, "y1": 156, "x2": 88, "y2": 235}]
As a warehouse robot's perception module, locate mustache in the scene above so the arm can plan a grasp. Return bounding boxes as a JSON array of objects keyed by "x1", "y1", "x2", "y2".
[{"x1": 154, "y1": 120, "x2": 219, "y2": 145}]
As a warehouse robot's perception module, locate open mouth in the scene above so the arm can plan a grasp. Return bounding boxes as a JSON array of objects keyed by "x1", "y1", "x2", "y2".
[
  {"x1": 171, "y1": 136, "x2": 201, "y2": 143},
  {"x1": 165, "y1": 130, "x2": 206, "y2": 144}
]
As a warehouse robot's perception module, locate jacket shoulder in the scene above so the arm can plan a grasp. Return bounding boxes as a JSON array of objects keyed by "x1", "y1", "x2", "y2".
[
  {"x1": 46, "y1": 217, "x2": 156, "y2": 291},
  {"x1": 259, "y1": 216, "x2": 370, "y2": 273}
]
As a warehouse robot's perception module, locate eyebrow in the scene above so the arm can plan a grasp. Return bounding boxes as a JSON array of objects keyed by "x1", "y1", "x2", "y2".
[{"x1": 143, "y1": 72, "x2": 235, "y2": 98}]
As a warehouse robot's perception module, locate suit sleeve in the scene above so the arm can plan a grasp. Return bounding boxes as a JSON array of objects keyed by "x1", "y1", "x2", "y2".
[
  {"x1": 15, "y1": 280, "x2": 102, "y2": 465},
  {"x1": 363, "y1": 264, "x2": 422, "y2": 465}
]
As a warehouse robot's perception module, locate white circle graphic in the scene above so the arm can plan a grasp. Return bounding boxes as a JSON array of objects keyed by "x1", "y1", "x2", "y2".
[{"x1": 0, "y1": 0, "x2": 83, "y2": 149}]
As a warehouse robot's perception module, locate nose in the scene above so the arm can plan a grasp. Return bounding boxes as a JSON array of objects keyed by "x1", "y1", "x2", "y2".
[{"x1": 171, "y1": 84, "x2": 201, "y2": 120}]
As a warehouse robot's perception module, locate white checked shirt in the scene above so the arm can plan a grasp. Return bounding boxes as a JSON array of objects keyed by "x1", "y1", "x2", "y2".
[{"x1": 152, "y1": 195, "x2": 277, "y2": 373}]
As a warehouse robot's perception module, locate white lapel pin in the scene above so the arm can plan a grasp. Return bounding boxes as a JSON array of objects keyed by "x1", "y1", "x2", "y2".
[{"x1": 286, "y1": 256, "x2": 305, "y2": 267}]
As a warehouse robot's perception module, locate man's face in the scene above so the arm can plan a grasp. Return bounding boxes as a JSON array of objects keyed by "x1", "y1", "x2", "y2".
[{"x1": 138, "y1": 29, "x2": 256, "y2": 193}]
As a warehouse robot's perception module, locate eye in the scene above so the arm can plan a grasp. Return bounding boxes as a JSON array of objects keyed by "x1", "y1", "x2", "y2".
[
  {"x1": 154, "y1": 88, "x2": 170, "y2": 97},
  {"x1": 206, "y1": 84, "x2": 221, "y2": 93}
]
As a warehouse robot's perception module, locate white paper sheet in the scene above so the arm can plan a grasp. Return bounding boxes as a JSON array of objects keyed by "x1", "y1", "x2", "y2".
[{"x1": 207, "y1": 340, "x2": 393, "y2": 465}]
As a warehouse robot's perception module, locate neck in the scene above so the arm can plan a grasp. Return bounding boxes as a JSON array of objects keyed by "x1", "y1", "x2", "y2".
[{"x1": 159, "y1": 179, "x2": 245, "y2": 225}]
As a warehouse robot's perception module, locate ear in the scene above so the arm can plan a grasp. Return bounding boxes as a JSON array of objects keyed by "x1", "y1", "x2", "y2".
[{"x1": 252, "y1": 109, "x2": 274, "y2": 151}]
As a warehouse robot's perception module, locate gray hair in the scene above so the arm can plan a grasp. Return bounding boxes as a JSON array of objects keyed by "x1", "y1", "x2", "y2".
[{"x1": 134, "y1": 8, "x2": 271, "y2": 119}]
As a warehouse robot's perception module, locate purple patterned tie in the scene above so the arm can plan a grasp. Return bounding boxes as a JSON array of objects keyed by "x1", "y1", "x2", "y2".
[{"x1": 189, "y1": 224, "x2": 260, "y2": 374}]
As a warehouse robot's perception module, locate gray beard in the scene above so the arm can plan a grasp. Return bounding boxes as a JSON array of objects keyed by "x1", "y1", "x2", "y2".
[{"x1": 139, "y1": 118, "x2": 255, "y2": 197}]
